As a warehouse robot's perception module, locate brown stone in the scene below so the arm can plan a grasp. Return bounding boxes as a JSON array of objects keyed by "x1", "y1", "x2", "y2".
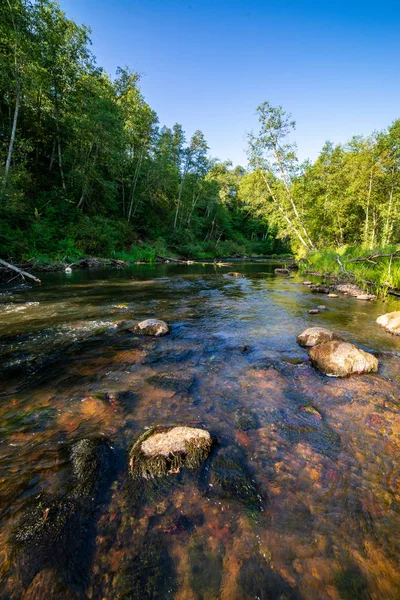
[{"x1": 309, "y1": 340, "x2": 378, "y2": 377}]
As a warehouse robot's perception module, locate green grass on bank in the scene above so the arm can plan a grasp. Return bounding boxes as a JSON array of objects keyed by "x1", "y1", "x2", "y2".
[{"x1": 302, "y1": 245, "x2": 400, "y2": 295}]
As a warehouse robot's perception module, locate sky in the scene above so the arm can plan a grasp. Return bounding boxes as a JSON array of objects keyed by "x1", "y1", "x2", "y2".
[{"x1": 59, "y1": 0, "x2": 400, "y2": 166}]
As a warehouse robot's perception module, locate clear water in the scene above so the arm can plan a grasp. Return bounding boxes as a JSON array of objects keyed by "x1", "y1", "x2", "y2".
[{"x1": 0, "y1": 262, "x2": 399, "y2": 599}]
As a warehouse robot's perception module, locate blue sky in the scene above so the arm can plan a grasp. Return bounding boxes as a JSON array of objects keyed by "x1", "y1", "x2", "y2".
[{"x1": 59, "y1": 0, "x2": 400, "y2": 166}]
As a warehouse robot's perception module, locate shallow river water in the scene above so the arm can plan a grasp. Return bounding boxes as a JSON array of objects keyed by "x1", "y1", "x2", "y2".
[{"x1": 0, "y1": 261, "x2": 399, "y2": 600}]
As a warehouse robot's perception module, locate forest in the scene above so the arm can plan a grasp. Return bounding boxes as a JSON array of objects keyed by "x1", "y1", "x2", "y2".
[{"x1": 1, "y1": 0, "x2": 400, "y2": 286}]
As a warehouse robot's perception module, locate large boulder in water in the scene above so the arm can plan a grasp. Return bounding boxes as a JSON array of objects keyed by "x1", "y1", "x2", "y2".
[
  {"x1": 297, "y1": 327, "x2": 342, "y2": 348},
  {"x1": 376, "y1": 311, "x2": 400, "y2": 335},
  {"x1": 132, "y1": 319, "x2": 170, "y2": 336},
  {"x1": 129, "y1": 426, "x2": 212, "y2": 479},
  {"x1": 309, "y1": 340, "x2": 378, "y2": 377}
]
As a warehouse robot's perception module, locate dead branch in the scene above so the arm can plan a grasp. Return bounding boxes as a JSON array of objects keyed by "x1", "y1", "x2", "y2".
[{"x1": 0, "y1": 258, "x2": 41, "y2": 285}]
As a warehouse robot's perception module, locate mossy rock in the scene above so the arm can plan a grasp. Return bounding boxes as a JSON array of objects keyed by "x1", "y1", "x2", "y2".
[
  {"x1": 70, "y1": 436, "x2": 114, "y2": 499},
  {"x1": 129, "y1": 427, "x2": 212, "y2": 480}
]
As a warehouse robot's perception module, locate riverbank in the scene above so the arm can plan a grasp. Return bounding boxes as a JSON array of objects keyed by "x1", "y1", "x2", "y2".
[
  {"x1": 0, "y1": 252, "x2": 295, "y2": 282},
  {"x1": 301, "y1": 246, "x2": 400, "y2": 297}
]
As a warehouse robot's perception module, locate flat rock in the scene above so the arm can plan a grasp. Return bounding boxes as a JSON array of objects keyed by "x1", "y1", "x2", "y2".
[
  {"x1": 130, "y1": 426, "x2": 212, "y2": 479},
  {"x1": 132, "y1": 319, "x2": 170, "y2": 336},
  {"x1": 376, "y1": 311, "x2": 400, "y2": 335},
  {"x1": 302, "y1": 281, "x2": 313, "y2": 285},
  {"x1": 308, "y1": 309, "x2": 320, "y2": 314},
  {"x1": 356, "y1": 294, "x2": 376, "y2": 301},
  {"x1": 309, "y1": 340, "x2": 378, "y2": 377},
  {"x1": 327, "y1": 293, "x2": 339, "y2": 298},
  {"x1": 297, "y1": 327, "x2": 342, "y2": 348}
]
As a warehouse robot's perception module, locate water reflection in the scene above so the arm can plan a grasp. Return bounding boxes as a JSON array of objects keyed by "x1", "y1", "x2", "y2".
[{"x1": 0, "y1": 262, "x2": 399, "y2": 599}]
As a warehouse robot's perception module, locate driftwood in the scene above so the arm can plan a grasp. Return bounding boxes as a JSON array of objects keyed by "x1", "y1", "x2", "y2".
[
  {"x1": 347, "y1": 249, "x2": 400, "y2": 266},
  {"x1": 0, "y1": 258, "x2": 41, "y2": 285}
]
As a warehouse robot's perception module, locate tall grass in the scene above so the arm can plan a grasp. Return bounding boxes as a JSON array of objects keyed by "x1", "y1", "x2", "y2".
[{"x1": 302, "y1": 245, "x2": 400, "y2": 295}]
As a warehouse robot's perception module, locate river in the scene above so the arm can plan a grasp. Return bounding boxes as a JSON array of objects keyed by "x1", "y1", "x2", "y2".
[{"x1": 0, "y1": 261, "x2": 399, "y2": 599}]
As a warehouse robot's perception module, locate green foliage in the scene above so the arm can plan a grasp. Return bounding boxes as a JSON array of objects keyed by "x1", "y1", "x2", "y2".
[{"x1": 0, "y1": 1, "x2": 283, "y2": 262}]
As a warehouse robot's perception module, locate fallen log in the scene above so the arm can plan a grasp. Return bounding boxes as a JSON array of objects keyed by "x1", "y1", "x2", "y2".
[{"x1": 0, "y1": 258, "x2": 41, "y2": 285}]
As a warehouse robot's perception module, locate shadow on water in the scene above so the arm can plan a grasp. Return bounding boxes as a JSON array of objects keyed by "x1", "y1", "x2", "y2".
[{"x1": 0, "y1": 261, "x2": 400, "y2": 599}]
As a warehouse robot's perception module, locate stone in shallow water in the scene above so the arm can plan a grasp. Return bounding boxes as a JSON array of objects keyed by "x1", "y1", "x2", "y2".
[
  {"x1": 132, "y1": 318, "x2": 170, "y2": 336},
  {"x1": 327, "y1": 293, "x2": 339, "y2": 298},
  {"x1": 297, "y1": 327, "x2": 342, "y2": 348},
  {"x1": 376, "y1": 311, "x2": 400, "y2": 335},
  {"x1": 356, "y1": 294, "x2": 376, "y2": 301},
  {"x1": 308, "y1": 309, "x2": 320, "y2": 314},
  {"x1": 309, "y1": 340, "x2": 378, "y2": 377},
  {"x1": 274, "y1": 268, "x2": 290, "y2": 275},
  {"x1": 302, "y1": 280, "x2": 313, "y2": 285},
  {"x1": 226, "y1": 271, "x2": 243, "y2": 278},
  {"x1": 129, "y1": 426, "x2": 212, "y2": 479}
]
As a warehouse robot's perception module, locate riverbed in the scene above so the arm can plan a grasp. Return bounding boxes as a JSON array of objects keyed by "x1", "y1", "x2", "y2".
[{"x1": 0, "y1": 261, "x2": 399, "y2": 599}]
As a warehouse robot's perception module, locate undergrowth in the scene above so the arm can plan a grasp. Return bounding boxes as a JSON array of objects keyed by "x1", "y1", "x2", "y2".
[{"x1": 302, "y1": 245, "x2": 400, "y2": 295}]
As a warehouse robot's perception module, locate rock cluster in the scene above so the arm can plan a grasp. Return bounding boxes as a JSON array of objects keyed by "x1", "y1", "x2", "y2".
[{"x1": 297, "y1": 327, "x2": 378, "y2": 377}]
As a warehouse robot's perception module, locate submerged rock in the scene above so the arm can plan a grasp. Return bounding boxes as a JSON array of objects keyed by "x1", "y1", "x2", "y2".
[
  {"x1": 12, "y1": 436, "x2": 114, "y2": 592},
  {"x1": 209, "y1": 446, "x2": 264, "y2": 512},
  {"x1": 309, "y1": 340, "x2": 378, "y2": 377},
  {"x1": 376, "y1": 311, "x2": 400, "y2": 335},
  {"x1": 274, "y1": 268, "x2": 290, "y2": 275},
  {"x1": 226, "y1": 272, "x2": 243, "y2": 278},
  {"x1": 297, "y1": 327, "x2": 342, "y2": 348},
  {"x1": 132, "y1": 319, "x2": 170, "y2": 336},
  {"x1": 114, "y1": 534, "x2": 177, "y2": 600},
  {"x1": 129, "y1": 426, "x2": 212, "y2": 480}
]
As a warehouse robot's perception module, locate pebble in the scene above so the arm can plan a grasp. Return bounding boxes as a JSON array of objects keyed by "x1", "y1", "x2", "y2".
[
  {"x1": 309, "y1": 309, "x2": 320, "y2": 314},
  {"x1": 327, "y1": 293, "x2": 339, "y2": 298}
]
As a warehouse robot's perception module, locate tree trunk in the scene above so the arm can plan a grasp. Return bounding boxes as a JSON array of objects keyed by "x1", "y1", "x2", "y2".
[
  {"x1": 260, "y1": 170, "x2": 311, "y2": 252},
  {"x1": 382, "y1": 167, "x2": 395, "y2": 246},
  {"x1": 128, "y1": 150, "x2": 144, "y2": 222},
  {"x1": 364, "y1": 170, "x2": 373, "y2": 245},
  {"x1": 273, "y1": 146, "x2": 315, "y2": 250},
  {"x1": 1, "y1": 82, "x2": 20, "y2": 197}
]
